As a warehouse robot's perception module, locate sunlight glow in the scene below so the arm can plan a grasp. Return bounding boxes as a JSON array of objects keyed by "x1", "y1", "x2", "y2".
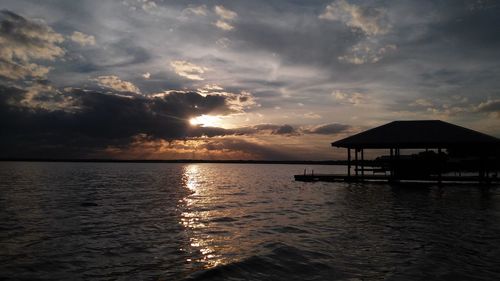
[{"x1": 190, "y1": 115, "x2": 223, "y2": 127}]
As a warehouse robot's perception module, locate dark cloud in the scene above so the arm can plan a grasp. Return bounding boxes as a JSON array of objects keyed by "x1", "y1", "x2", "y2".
[
  {"x1": 0, "y1": 81, "x2": 307, "y2": 158},
  {"x1": 475, "y1": 99, "x2": 500, "y2": 115},
  {"x1": 273, "y1": 124, "x2": 295, "y2": 135},
  {"x1": 249, "y1": 124, "x2": 298, "y2": 135},
  {"x1": 201, "y1": 138, "x2": 294, "y2": 160},
  {"x1": 0, "y1": 85, "x2": 234, "y2": 158},
  {"x1": 304, "y1": 123, "x2": 351, "y2": 135},
  {"x1": 211, "y1": 124, "x2": 296, "y2": 135},
  {"x1": 186, "y1": 124, "x2": 298, "y2": 138},
  {"x1": 188, "y1": 123, "x2": 351, "y2": 138}
]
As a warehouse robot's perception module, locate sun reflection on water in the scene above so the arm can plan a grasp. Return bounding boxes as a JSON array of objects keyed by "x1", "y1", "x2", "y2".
[
  {"x1": 184, "y1": 164, "x2": 200, "y2": 193},
  {"x1": 179, "y1": 164, "x2": 270, "y2": 271},
  {"x1": 180, "y1": 164, "x2": 226, "y2": 268}
]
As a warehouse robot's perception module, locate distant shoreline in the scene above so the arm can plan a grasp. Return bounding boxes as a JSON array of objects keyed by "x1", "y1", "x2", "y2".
[{"x1": 0, "y1": 159, "x2": 351, "y2": 165}]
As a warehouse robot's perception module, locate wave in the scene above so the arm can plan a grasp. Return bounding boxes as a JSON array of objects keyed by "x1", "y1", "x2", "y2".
[{"x1": 182, "y1": 243, "x2": 353, "y2": 281}]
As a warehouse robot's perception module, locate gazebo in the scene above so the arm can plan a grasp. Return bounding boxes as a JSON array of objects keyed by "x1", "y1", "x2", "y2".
[
  {"x1": 332, "y1": 120, "x2": 500, "y2": 183},
  {"x1": 295, "y1": 120, "x2": 500, "y2": 184}
]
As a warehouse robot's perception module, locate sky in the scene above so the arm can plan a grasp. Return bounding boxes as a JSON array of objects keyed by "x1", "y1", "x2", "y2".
[{"x1": 1, "y1": 0, "x2": 499, "y2": 160}]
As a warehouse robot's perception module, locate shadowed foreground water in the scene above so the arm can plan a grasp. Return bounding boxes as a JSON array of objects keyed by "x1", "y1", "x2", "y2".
[{"x1": 1, "y1": 162, "x2": 500, "y2": 280}]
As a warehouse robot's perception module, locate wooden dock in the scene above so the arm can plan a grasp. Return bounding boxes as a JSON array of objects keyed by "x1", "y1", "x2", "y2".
[{"x1": 294, "y1": 173, "x2": 500, "y2": 185}]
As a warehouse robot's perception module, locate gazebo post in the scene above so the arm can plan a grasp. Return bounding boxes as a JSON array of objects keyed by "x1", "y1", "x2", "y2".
[
  {"x1": 479, "y1": 150, "x2": 485, "y2": 183},
  {"x1": 389, "y1": 148, "x2": 394, "y2": 178},
  {"x1": 438, "y1": 147, "x2": 442, "y2": 184},
  {"x1": 361, "y1": 148, "x2": 364, "y2": 178},
  {"x1": 394, "y1": 148, "x2": 398, "y2": 179},
  {"x1": 355, "y1": 148, "x2": 359, "y2": 177},
  {"x1": 485, "y1": 149, "x2": 489, "y2": 179},
  {"x1": 397, "y1": 148, "x2": 400, "y2": 178},
  {"x1": 347, "y1": 148, "x2": 351, "y2": 178}
]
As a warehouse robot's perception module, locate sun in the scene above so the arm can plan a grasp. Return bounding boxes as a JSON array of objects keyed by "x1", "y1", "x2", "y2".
[{"x1": 189, "y1": 115, "x2": 222, "y2": 127}]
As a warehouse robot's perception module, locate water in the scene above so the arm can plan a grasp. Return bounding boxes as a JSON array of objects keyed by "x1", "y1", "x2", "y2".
[{"x1": 1, "y1": 162, "x2": 499, "y2": 280}]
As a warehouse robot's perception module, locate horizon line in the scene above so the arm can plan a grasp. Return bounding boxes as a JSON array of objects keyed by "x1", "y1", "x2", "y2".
[{"x1": 0, "y1": 158, "x2": 352, "y2": 165}]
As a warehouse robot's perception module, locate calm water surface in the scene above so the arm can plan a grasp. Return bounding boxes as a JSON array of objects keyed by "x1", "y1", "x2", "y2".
[{"x1": 1, "y1": 162, "x2": 499, "y2": 280}]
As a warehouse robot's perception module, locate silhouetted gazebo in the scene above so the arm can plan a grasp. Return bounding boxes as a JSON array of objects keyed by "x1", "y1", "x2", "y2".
[{"x1": 331, "y1": 120, "x2": 500, "y2": 183}]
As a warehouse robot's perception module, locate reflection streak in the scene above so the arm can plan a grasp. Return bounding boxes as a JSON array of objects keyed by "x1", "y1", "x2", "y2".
[{"x1": 181, "y1": 164, "x2": 225, "y2": 268}]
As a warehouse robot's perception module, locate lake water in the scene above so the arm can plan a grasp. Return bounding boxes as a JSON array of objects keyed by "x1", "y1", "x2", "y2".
[{"x1": 1, "y1": 162, "x2": 499, "y2": 280}]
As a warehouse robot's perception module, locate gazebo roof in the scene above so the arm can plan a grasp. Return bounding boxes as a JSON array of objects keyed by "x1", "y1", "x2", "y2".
[{"x1": 331, "y1": 120, "x2": 500, "y2": 149}]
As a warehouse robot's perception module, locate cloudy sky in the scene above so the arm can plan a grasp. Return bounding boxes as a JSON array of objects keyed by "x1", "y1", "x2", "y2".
[{"x1": 1, "y1": 0, "x2": 499, "y2": 160}]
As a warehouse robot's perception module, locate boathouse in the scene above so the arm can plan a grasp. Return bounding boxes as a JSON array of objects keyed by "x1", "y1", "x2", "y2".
[{"x1": 296, "y1": 120, "x2": 500, "y2": 184}]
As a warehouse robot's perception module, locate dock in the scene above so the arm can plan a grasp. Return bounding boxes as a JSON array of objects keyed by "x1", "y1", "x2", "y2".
[{"x1": 294, "y1": 173, "x2": 500, "y2": 185}]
